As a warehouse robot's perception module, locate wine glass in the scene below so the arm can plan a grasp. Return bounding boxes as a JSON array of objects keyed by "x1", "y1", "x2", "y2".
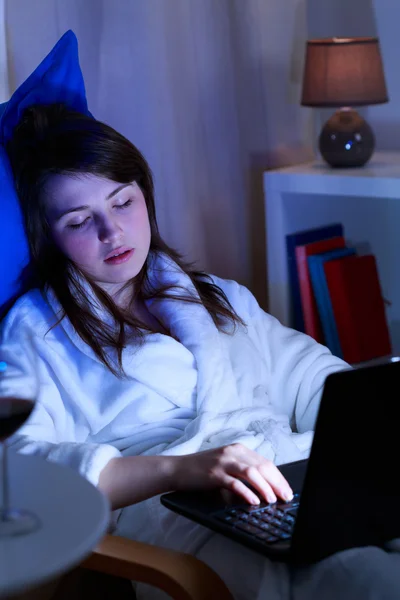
[{"x1": 0, "y1": 342, "x2": 41, "y2": 537}]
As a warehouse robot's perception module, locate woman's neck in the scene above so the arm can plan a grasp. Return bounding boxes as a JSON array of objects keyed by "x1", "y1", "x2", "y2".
[
  {"x1": 96, "y1": 279, "x2": 170, "y2": 336},
  {"x1": 130, "y1": 296, "x2": 171, "y2": 336},
  {"x1": 98, "y1": 280, "x2": 134, "y2": 310}
]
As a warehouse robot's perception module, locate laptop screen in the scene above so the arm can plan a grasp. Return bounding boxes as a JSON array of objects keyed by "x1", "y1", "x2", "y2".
[{"x1": 291, "y1": 359, "x2": 400, "y2": 564}]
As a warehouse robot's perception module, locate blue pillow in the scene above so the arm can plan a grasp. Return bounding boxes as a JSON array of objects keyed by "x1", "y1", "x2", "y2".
[{"x1": 0, "y1": 30, "x2": 90, "y2": 308}]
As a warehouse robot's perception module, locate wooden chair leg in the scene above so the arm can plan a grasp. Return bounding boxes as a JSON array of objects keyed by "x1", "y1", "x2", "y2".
[{"x1": 81, "y1": 534, "x2": 234, "y2": 600}]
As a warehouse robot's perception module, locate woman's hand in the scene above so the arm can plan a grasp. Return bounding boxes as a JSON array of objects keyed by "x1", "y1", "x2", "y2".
[
  {"x1": 99, "y1": 444, "x2": 293, "y2": 510},
  {"x1": 172, "y1": 443, "x2": 293, "y2": 505}
]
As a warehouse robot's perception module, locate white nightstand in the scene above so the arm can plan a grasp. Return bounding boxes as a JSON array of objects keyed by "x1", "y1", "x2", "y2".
[{"x1": 263, "y1": 151, "x2": 400, "y2": 354}]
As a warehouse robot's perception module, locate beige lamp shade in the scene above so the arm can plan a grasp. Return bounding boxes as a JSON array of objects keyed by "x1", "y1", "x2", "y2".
[{"x1": 301, "y1": 37, "x2": 389, "y2": 108}]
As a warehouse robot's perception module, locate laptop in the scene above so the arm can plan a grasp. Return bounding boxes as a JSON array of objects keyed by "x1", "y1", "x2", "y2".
[{"x1": 161, "y1": 358, "x2": 400, "y2": 565}]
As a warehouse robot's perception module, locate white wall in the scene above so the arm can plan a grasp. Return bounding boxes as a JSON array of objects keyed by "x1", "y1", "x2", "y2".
[
  {"x1": 369, "y1": 0, "x2": 400, "y2": 151},
  {"x1": 308, "y1": 0, "x2": 376, "y2": 38}
]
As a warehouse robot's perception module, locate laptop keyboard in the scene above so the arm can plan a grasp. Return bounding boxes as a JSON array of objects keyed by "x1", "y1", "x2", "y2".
[{"x1": 214, "y1": 493, "x2": 300, "y2": 544}]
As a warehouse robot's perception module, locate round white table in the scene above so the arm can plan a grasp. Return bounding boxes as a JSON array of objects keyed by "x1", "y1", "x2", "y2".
[{"x1": 0, "y1": 451, "x2": 110, "y2": 597}]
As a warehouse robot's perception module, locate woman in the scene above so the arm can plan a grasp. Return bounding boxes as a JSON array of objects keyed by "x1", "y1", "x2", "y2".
[{"x1": 2, "y1": 103, "x2": 397, "y2": 599}]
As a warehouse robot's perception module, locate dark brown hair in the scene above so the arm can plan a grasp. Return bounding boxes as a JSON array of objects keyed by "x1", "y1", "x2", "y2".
[{"x1": 6, "y1": 103, "x2": 244, "y2": 375}]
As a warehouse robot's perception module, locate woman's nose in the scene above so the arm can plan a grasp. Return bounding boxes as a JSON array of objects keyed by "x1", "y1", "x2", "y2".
[{"x1": 98, "y1": 217, "x2": 123, "y2": 244}]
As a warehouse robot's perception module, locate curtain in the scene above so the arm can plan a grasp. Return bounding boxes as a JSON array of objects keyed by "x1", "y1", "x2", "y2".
[{"x1": 5, "y1": 0, "x2": 313, "y2": 307}]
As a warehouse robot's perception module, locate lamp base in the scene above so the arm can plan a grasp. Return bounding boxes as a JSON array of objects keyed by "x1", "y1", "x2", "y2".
[{"x1": 319, "y1": 108, "x2": 375, "y2": 168}]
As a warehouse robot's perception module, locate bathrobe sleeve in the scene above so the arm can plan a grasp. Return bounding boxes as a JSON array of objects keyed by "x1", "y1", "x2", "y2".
[
  {"x1": 214, "y1": 277, "x2": 349, "y2": 433},
  {"x1": 0, "y1": 300, "x2": 121, "y2": 487}
]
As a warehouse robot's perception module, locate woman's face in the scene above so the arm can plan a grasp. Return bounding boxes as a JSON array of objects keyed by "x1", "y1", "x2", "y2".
[{"x1": 44, "y1": 173, "x2": 151, "y2": 296}]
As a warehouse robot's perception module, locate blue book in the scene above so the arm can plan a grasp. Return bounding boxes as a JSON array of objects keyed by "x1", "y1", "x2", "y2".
[
  {"x1": 308, "y1": 248, "x2": 356, "y2": 358},
  {"x1": 286, "y1": 224, "x2": 344, "y2": 332}
]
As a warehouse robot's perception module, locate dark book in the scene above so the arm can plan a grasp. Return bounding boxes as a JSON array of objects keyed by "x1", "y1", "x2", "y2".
[
  {"x1": 286, "y1": 223, "x2": 344, "y2": 332},
  {"x1": 295, "y1": 236, "x2": 345, "y2": 343},
  {"x1": 324, "y1": 254, "x2": 392, "y2": 364},
  {"x1": 308, "y1": 247, "x2": 356, "y2": 358}
]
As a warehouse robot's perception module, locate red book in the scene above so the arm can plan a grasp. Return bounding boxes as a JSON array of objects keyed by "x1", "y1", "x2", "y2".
[
  {"x1": 324, "y1": 254, "x2": 392, "y2": 364},
  {"x1": 295, "y1": 236, "x2": 345, "y2": 342}
]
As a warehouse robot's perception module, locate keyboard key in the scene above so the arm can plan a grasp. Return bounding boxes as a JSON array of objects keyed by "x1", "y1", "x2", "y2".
[
  {"x1": 258, "y1": 522, "x2": 274, "y2": 531},
  {"x1": 226, "y1": 509, "x2": 241, "y2": 517},
  {"x1": 247, "y1": 518, "x2": 268, "y2": 531},
  {"x1": 248, "y1": 517, "x2": 264, "y2": 525},
  {"x1": 235, "y1": 522, "x2": 264, "y2": 535},
  {"x1": 216, "y1": 514, "x2": 236, "y2": 523},
  {"x1": 257, "y1": 511, "x2": 274, "y2": 521},
  {"x1": 233, "y1": 518, "x2": 247, "y2": 525},
  {"x1": 283, "y1": 514, "x2": 296, "y2": 524},
  {"x1": 255, "y1": 505, "x2": 273, "y2": 515},
  {"x1": 278, "y1": 521, "x2": 293, "y2": 533},
  {"x1": 240, "y1": 505, "x2": 265, "y2": 514},
  {"x1": 215, "y1": 514, "x2": 245, "y2": 527},
  {"x1": 255, "y1": 531, "x2": 279, "y2": 543}
]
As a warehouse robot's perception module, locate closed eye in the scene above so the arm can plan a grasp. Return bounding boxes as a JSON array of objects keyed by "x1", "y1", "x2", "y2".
[
  {"x1": 68, "y1": 217, "x2": 90, "y2": 230},
  {"x1": 66, "y1": 198, "x2": 132, "y2": 229},
  {"x1": 115, "y1": 198, "x2": 133, "y2": 210}
]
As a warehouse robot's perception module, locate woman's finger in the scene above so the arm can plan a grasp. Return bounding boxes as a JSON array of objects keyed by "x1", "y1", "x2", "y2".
[
  {"x1": 220, "y1": 474, "x2": 260, "y2": 505},
  {"x1": 230, "y1": 463, "x2": 277, "y2": 503},
  {"x1": 257, "y1": 462, "x2": 293, "y2": 501},
  {"x1": 226, "y1": 445, "x2": 293, "y2": 501}
]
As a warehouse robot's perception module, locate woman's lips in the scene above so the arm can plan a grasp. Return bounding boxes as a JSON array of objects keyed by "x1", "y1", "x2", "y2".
[{"x1": 104, "y1": 248, "x2": 134, "y2": 265}]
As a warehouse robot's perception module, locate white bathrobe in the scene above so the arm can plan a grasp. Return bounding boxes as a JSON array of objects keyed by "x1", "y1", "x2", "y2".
[{"x1": 1, "y1": 253, "x2": 398, "y2": 599}]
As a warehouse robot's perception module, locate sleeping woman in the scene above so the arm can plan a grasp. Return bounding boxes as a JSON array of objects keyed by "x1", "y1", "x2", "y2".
[{"x1": 1, "y1": 103, "x2": 399, "y2": 599}]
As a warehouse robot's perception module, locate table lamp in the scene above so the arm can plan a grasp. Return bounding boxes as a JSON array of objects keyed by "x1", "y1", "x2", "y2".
[{"x1": 301, "y1": 37, "x2": 388, "y2": 168}]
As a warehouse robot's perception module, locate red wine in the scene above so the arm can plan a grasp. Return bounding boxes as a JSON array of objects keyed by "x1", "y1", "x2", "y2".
[{"x1": 0, "y1": 398, "x2": 34, "y2": 442}]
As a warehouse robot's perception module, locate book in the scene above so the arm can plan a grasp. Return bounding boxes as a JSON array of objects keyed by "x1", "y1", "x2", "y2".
[
  {"x1": 308, "y1": 247, "x2": 356, "y2": 358},
  {"x1": 286, "y1": 224, "x2": 344, "y2": 332},
  {"x1": 295, "y1": 236, "x2": 345, "y2": 343},
  {"x1": 324, "y1": 254, "x2": 392, "y2": 364}
]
